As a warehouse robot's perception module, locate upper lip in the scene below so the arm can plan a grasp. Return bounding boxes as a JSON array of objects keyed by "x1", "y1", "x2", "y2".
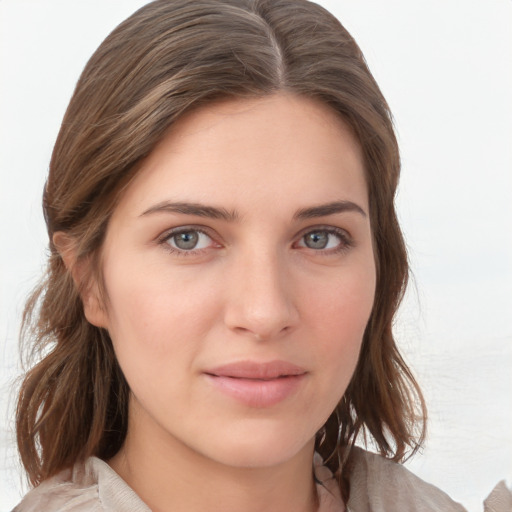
[{"x1": 205, "y1": 360, "x2": 307, "y2": 380}]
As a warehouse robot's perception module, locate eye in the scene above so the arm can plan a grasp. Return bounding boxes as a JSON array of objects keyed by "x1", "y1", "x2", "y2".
[
  {"x1": 296, "y1": 228, "x2": 351, "y2": 252},
  {"x1": 164, "y1": 229, "x2": 214, "y2": 252}
]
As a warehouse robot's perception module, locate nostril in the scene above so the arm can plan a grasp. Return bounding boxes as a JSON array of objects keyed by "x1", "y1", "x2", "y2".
[
  {"x1": 234, "y1": 327, "x2": 264, "y2": 340},
  {"x1": 232, "y1": 324, "x2": 293, "y2": 341}
]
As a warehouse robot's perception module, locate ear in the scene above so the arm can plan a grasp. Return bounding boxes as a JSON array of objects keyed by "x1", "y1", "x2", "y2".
[{"x1": 53, "y1": 231, "x2": 109, "y2": 329}]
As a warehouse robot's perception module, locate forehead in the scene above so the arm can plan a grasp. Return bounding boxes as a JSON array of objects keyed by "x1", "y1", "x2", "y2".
[{"x1": 113, "y1": 93, "x2": 368, "y2": 220}]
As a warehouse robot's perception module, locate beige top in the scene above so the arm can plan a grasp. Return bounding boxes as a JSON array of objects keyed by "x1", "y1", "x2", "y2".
[{"x1": 12, "y1": 448, "x2": 512, "y2": 512}]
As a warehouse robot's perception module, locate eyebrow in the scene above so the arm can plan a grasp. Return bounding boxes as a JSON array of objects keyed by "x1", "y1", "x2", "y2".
[
  {"x1": 140, "y1": 201, "x2": 239, "y2": 221},
  {"x1": 294, "y1": 200, "x2": 367, "y2": 219},
  {"x1": 140, "y1": 199, "x2": 366, "y2": 221}
]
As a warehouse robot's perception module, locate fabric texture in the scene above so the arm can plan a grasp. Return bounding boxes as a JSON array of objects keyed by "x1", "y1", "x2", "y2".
[{"x1": 12, "y1": 448, "x2": 511, "y2": 512}]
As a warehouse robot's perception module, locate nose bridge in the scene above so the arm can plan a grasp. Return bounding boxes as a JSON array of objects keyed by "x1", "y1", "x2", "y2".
[{"x1": 224, "y1": 244, "x2": 298, "y2": 339}]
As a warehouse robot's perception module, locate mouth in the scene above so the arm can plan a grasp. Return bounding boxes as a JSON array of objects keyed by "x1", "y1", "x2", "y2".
[
  {"x1": 205, "y1": 360, "x2": 307, "y2": 379},
  {"x1": 204, "y1": 360, "x2": 307, "y2": 407}
]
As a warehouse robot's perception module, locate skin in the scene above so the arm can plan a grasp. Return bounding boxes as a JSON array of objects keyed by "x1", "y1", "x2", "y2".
[{"x1": 75, "y1": 94, "x2": 376, "y2": 512}]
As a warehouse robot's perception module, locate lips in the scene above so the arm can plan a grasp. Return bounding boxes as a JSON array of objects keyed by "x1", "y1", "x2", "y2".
[
  {"x1": 204, "y1": 360, "x2": 307, "y2": 407},
  {"x1": 206, "y1": 360, "x2": 307, "y2": 380}
]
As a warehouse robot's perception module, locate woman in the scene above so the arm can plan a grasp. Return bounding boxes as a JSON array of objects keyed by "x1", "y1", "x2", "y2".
[{"x1": 11, "y1": 1, "x2": 510, "y2": 511}]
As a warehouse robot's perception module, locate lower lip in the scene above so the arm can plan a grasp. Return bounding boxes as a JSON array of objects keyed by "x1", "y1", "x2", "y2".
[{"x1": 204, "y1": 374, "x2": 305, "y2": 408}]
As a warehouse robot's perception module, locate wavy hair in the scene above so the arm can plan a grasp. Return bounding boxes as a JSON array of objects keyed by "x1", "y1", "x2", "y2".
[{"x1": 16, "y1": 0, "x2": 426, "y2": 502}]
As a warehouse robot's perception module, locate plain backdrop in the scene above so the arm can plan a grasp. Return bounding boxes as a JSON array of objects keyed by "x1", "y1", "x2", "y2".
[{"x1": 1, "y1": 1, "x2": 511, "y2": 510}]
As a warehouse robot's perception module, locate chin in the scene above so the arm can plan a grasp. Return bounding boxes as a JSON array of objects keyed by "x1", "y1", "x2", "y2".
[{"x1": 195, "y1": 422, "x2": 316, "y2": 469}]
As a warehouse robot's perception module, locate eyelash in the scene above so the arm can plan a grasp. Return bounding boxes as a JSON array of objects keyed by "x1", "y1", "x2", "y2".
[
  {"x1": 157, "y1": 225, "x2": 353, "y2": 257},
  {"x1": 294, "y1": 226, "x2": 353, "y2": 255},
  {"x1": 158, "y1": 226, "x2": 218, "y2": 256}
]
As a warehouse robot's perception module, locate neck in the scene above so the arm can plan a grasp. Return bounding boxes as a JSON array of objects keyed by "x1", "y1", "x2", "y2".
[{"x1": 108, "y1": 406, "x2": 318, "y2": 512}]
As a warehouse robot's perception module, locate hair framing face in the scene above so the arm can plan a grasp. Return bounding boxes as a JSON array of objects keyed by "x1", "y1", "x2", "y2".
[{"x1": 16, "y1": 0, "x2": 426, "y2": 500}]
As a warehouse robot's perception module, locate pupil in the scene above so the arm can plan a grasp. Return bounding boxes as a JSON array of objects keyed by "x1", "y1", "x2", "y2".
[
  {"x1": 306, "y1": 231, "x2": 328, "y2": 249},
  {"x1": 175, "y1": 231, "x2": 198, "y2": 250}
]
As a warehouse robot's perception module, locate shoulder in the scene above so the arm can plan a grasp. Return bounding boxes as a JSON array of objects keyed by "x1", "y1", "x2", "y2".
[
  {"x1": 11, "y1": 461, "x2": 102, "y2": 512},
  {"x1": 12, "y1": 457, "x2": 149, "y2": 512},
  {"x1": 347, "y1": 447, "x2": 467, "y2": 512}
]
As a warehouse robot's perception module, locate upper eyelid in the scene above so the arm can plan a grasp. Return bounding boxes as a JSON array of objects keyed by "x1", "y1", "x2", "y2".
[
  {"x1": 294, "y1": 224, "x2": 352, "y2": 240},
  {"x1": 157, "y1": 224, "x2": 218, "y2": 242}
]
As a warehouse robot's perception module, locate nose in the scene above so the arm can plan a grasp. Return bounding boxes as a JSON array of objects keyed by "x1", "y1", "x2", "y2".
[{"x1": 223, "y1": 249, "x2": 299, "y2": 341}]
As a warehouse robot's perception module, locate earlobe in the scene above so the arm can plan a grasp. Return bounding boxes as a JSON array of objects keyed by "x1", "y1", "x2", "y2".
[
  {"x1": 53, "y1": 231, "x2": 109, "y2": 329},
  {"x1": 82, "y1": 289, "x2": 109, "y2": 330}
]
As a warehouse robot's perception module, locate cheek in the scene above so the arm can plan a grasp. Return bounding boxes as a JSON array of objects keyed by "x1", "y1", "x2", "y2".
[
  {"x1": 303, "y1": 262, "x2": 375, "y2": 376},
  {"x1": 306, "y1": 263, "x2": 375, "y2": 333},
  {"x1": 102, "y1": 271, "x2": 203, "y2": 409},
  {"x1": 102, "y1": 260, "x2": 225, "y2": 369}
]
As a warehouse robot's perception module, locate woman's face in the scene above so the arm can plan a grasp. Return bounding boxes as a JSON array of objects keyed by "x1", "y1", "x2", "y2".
[{"x1": 89, "y1": 94, "x2": 376, "y2": 469}]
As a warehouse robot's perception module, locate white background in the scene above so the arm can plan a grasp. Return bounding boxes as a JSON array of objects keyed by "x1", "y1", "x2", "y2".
[{"x1": 1, "y1": 1, "x2": 511, "y2": 510}]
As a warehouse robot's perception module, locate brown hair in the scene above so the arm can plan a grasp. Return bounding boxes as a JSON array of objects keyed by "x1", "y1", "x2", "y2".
[{"x1": 16, "y1": 0, "x2": 426, "y2": 501}]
